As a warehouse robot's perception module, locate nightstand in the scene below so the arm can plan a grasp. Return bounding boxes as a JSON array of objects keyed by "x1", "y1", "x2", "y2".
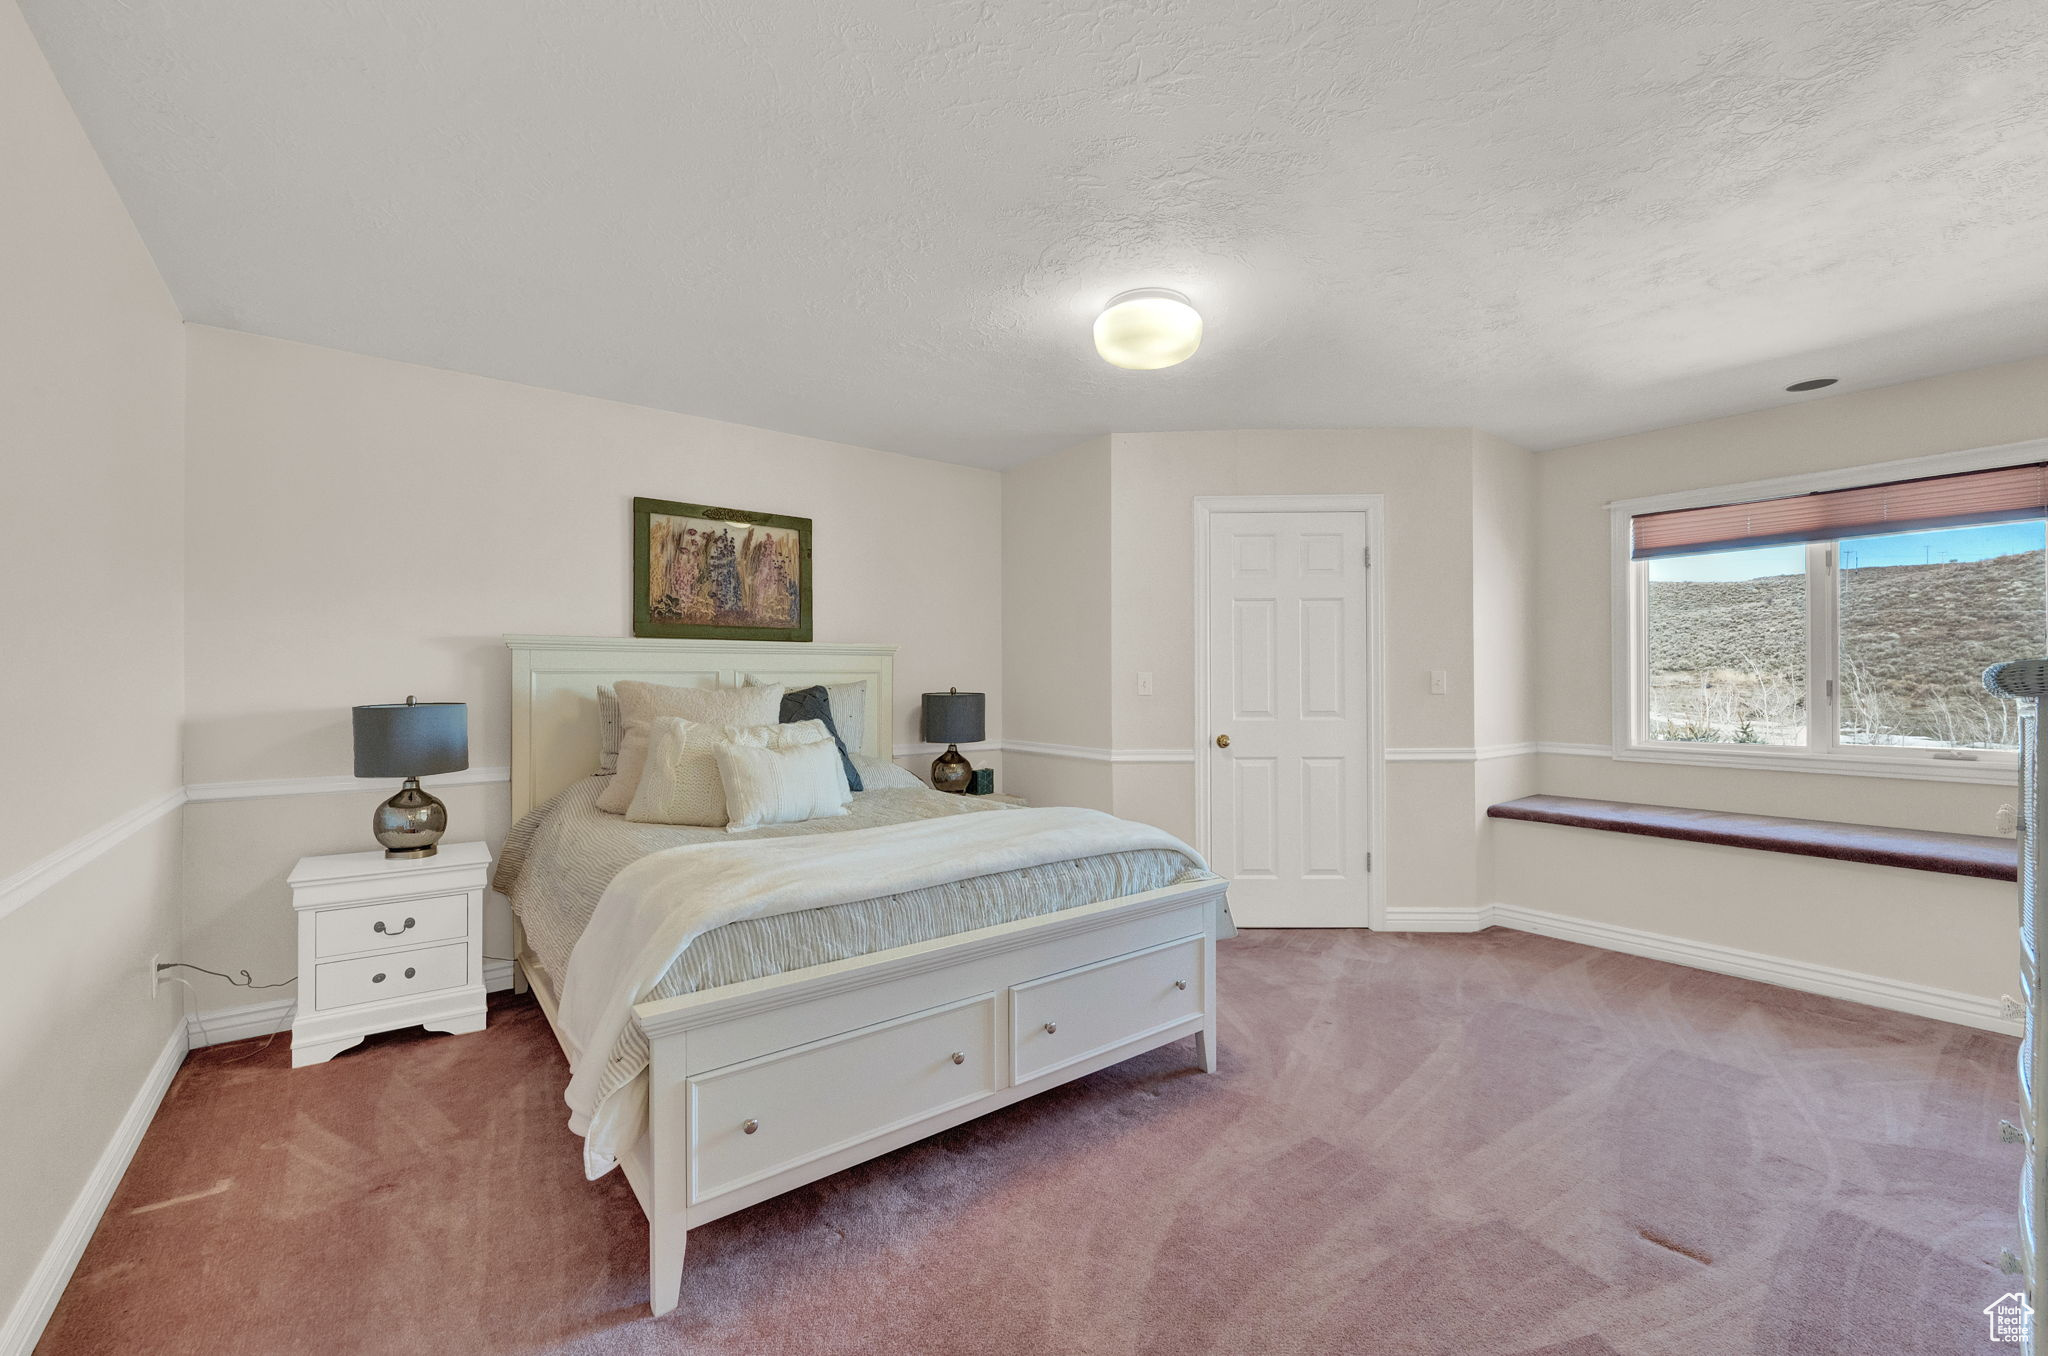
[{"x1": 287, "y1": 841, "x2": 491, "y2": 1067}]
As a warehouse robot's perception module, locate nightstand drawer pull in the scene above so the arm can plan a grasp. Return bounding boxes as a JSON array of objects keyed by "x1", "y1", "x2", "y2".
[
  {"x1": 312, "y1": 893, "x2": 467, "y2": 958},
  {"x1": 742, "y1": 1119, "x2": 759, "y2": 1135},
  {"x1": 312, "y1": 941, "x2": 470, "y2": 1011}
]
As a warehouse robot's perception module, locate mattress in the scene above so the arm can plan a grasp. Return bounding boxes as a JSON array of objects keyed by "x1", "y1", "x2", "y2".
[{"x1": 494, "y1": 775, "x2": 1214, "y2": 1007}]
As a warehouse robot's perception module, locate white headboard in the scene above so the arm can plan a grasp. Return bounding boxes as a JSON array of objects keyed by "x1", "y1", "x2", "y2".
[{"x1": 504, "y1": 635, "x2": 897, "y2": 818}]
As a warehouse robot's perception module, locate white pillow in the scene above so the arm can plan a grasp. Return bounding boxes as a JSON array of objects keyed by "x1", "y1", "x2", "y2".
[
  {"x1": 596, "y1": 685, "x2": 621, "y2": 775},
  {"x1": 821, "y1": 680, "x2": 868, "y2": 755},
  {"x1": 625, "y1": 718, "x2": 833, "y2": 827},
  {"x1": 596, "y1": 681, "x2": 786, "y2": 814},
  {"x1": 849, "y1": 752, "x2": 925, "y2": 790},
  {"x1": 717, "y1": 737, "x2": 853, "y2": 831}
]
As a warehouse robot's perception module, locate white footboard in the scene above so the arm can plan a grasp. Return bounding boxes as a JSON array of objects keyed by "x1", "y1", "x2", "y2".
[{"x1": 621, "y1": 876, "x2": 1227, "y2": 1315}]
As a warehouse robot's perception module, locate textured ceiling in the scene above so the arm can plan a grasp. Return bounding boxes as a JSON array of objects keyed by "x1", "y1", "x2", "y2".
[{"x1": 22, "y1": 0, "x2": 2048, "y2": 467}]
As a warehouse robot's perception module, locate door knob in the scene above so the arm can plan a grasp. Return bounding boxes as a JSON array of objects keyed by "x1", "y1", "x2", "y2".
[{"x1": 1214, "y1": 734, "x2": 1230, "y2": 748}]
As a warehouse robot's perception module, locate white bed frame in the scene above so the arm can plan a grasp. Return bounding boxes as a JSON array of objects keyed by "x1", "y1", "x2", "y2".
[{"x1": 504, "y1": 636, "x2": 1227, "y2": 1315}]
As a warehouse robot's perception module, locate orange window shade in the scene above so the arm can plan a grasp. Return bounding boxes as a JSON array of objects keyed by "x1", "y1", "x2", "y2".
[{"x1": 1631, "y1": 463, "x2": 2048, "y2": 560}]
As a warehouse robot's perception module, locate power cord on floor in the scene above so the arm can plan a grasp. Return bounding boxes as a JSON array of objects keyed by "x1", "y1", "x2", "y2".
[
  {"x1": 162, "y1": 958, "x2": 523, "y2": 1063},
  {"x1": 156, "y1": 961, "x2": 296, "y2": 990},
  {"x1": 157, "y1": 963, "x2": 297, "y2": 1061}
]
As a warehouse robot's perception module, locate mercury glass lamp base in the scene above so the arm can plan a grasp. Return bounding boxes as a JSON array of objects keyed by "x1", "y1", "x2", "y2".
[
  {"x1": 373, "y1": 777, "x2": 448, "y2": 858},
  {"x1": 930, "y1": 746, "x2": 973, "y2": 794}
]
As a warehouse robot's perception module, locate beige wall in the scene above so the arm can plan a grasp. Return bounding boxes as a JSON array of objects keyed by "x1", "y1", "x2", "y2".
[
  {"x1": 999, "y1": 437, "x2": 1112, "y2": 810},
  {"x1": 1109, "y1": 429, "x2": 1480, "y2": 758},
  {"x1": 1000, "y1": 427, "x2": 1508, "y2": 917},
  {"x1": 1506, "y1": 357, "x2": 2048, "y2": 1004},
  {"x1": 1105, "y1": 429, "x2": 1484, "y2": 845},
  {"x1": 1536, "y1": 354, "x2": 2048, "y2": 770},
  {"x1": 1471, "y1": 432, "x2": 1538, "y2": 753},
  {"x1": 0, "y1": 0, "x2": 187, "y2": 1331},
  {"x1": 177, "y1": 327, "x2": 1005, "y2": 1009}
]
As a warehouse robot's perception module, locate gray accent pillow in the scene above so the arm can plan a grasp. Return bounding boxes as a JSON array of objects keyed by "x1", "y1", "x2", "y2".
[{"x1": 781, "y1": 685, "x2": 862, "y2": 791}]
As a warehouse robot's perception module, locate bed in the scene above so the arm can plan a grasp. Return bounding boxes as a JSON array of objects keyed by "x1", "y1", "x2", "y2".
[{"x1": 499, "y1": 635, "x2": 1231, "y2": 1315}]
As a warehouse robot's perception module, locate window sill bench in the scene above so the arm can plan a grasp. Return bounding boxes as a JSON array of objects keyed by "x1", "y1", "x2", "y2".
[{"x1": 1486, "y1": 794, "x2": 2017, "y2": 882}]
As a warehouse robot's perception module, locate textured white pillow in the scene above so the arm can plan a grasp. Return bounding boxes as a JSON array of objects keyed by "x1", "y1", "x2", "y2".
[
  {"x1": 595, "y1": 681, "x2": 786, "y2": 814},
  {"x1": 596, "y1": 685, "x2": 621, "y2": 775},
  {"x1": 821, "y1": 680, "x2": 868, "y2": 755},
  {"x1": 849, "y1": 753, "x2": 925, "y2": 790},
  {"x1": 717, "y1": 737, "x2": 853, "y2": 831},
  {"x1": 625, "y1": 718, "x2": 833, "y2": 826}
]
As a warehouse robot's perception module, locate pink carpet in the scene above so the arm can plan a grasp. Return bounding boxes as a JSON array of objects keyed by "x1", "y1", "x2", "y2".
[{"x1": 38, "y1": 929, "x2": 2023, "y2": 1355}]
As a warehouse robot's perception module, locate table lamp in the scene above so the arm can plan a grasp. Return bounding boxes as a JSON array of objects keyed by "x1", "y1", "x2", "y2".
[
  {"x1": 352, "y1": 697, "x2": 468, "y2": 857},
  {"x1": 921, "y1": 688, "x2": 985, "y2": 794}
]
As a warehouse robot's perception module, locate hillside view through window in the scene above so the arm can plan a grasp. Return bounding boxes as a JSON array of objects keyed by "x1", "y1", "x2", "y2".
[{"x1": 1646, "y1": 521, "x2": 2047, "y2": 750}]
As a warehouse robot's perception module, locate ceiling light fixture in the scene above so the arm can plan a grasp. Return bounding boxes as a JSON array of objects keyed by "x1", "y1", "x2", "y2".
[
  {"x1": 1093, "y1": 288, "x2": 1202, "y2": 370},
  {"x1": 1785, "y1": 378, "x2": 1838, "y2": 392}
]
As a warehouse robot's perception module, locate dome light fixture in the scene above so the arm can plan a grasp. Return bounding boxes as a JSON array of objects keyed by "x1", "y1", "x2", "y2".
[{"x1": 1093, "y1": 288, "x2": 1202, "y2": 370}]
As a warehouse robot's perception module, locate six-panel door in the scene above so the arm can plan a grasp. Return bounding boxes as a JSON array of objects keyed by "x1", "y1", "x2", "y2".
[{"x1": 1204, "y1": 509, "x2": 1373, "y2": 926}]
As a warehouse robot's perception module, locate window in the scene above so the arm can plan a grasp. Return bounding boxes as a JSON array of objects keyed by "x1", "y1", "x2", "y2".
[
  {"x1": 1837, "y1": 522, "x2": 2044, "y2": 751},
  {"x1": 1646, "y1": 543, "x2": 1807, "y2": 745},
  {"x1": 1618, "y1": 454, "x2": 2048, "y2": 778}
]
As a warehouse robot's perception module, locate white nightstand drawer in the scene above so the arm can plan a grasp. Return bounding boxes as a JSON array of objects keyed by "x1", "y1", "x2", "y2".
[
  {"x1": 314, "y1": 941, "x2": 469, "y2": 1011},
  {"x1": 312, "y1": 892, "x2": 468, "y2": 958},
  {"x1": 1010, "y1": 935, "x2": 1205, "y2": 1084}
]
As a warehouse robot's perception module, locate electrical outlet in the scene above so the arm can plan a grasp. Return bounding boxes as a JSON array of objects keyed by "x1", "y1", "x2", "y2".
[
  {"x1": 1137, "y1": 671, "x2": 1154, "y2": 696},
  {"x1": 1429, "y1": 669, "x2": 1449, "y2": 696},
  {"x1": 150, "y1": 954, "x2": 161, "y2": 998}
]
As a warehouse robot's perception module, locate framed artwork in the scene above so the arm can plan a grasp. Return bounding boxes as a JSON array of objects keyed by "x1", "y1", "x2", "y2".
[{"x1": 633, "y1": 496, "x2": 813, "y2": 642}]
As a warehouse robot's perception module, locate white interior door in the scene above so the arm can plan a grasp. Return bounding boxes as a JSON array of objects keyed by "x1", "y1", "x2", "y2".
[{"x1": 1202, "y1": 509, "x2": 1374, "y2": 927}]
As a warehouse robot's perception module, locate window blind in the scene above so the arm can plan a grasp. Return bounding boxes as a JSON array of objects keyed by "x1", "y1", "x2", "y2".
[{"x1": 1631, "y1": 462, "x2": 2048, "y2": 560}]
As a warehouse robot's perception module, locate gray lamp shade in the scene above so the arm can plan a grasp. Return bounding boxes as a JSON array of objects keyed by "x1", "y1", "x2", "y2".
[
  {"x1": 352, "y1": 700, "x2": 469, "y2": 778},
  {"x1": 921, "y1": 690, "x2": 985, "y2": 745}
]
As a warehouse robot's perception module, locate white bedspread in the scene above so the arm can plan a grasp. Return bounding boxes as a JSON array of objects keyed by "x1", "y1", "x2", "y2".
[{"x1": 558, "y1": 806, "x2": 1206, "y2": 1167}]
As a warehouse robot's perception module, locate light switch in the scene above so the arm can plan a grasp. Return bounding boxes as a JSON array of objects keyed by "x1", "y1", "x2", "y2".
[
  {"x1": 1429, "y1": 669, "x2": 1449, "y2": 696},
  {"x1": 1137, "y1": 671, "x2": 1154, "y2": 696}
]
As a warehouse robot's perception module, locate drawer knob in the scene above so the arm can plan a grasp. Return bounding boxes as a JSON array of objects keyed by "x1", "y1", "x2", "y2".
[
  {"x1": 404, "y1": 967, "x2": 416, "y2": 979},
  {"x1": 373, "y1": 917, "x2": 417, "y2": 936},
  {"x1": 372, "y1": 972, "x2": 387, "y2": 984},
  {"x1": 742, "y1": 1119, "x2": 759, "y2": 1135},
  {"x1": 1174, "y1": 979, "x2": 1188, "y2": 990},
  {"x1": 1043, "y1": 1022, "x2": 1057, "y2": 1035},
  {"x1": 949, "y1": 1051, "x2": 965, "y2": 1065}
]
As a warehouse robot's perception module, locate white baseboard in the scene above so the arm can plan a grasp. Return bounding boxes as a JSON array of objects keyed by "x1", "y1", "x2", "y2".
[
  {"x1": 186, "y1": 958, "x2": 519, "y2": 1049},
  {"x1": 1380, "y1": 903, "x2": 2016, "y2": 1033},
  {"x1": 1381, "y1": 906, "x2": 1494, "y2": 932},
  {"x1": 1486, "y1": 903, "x2": 2020, "y2": 1036},
  {"x1": 0, "y1": 1021, "x2": 188, "y2": 1356},
  {"x1": 185, "y1": 995, "x2": 297, "y2": 1048}
]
